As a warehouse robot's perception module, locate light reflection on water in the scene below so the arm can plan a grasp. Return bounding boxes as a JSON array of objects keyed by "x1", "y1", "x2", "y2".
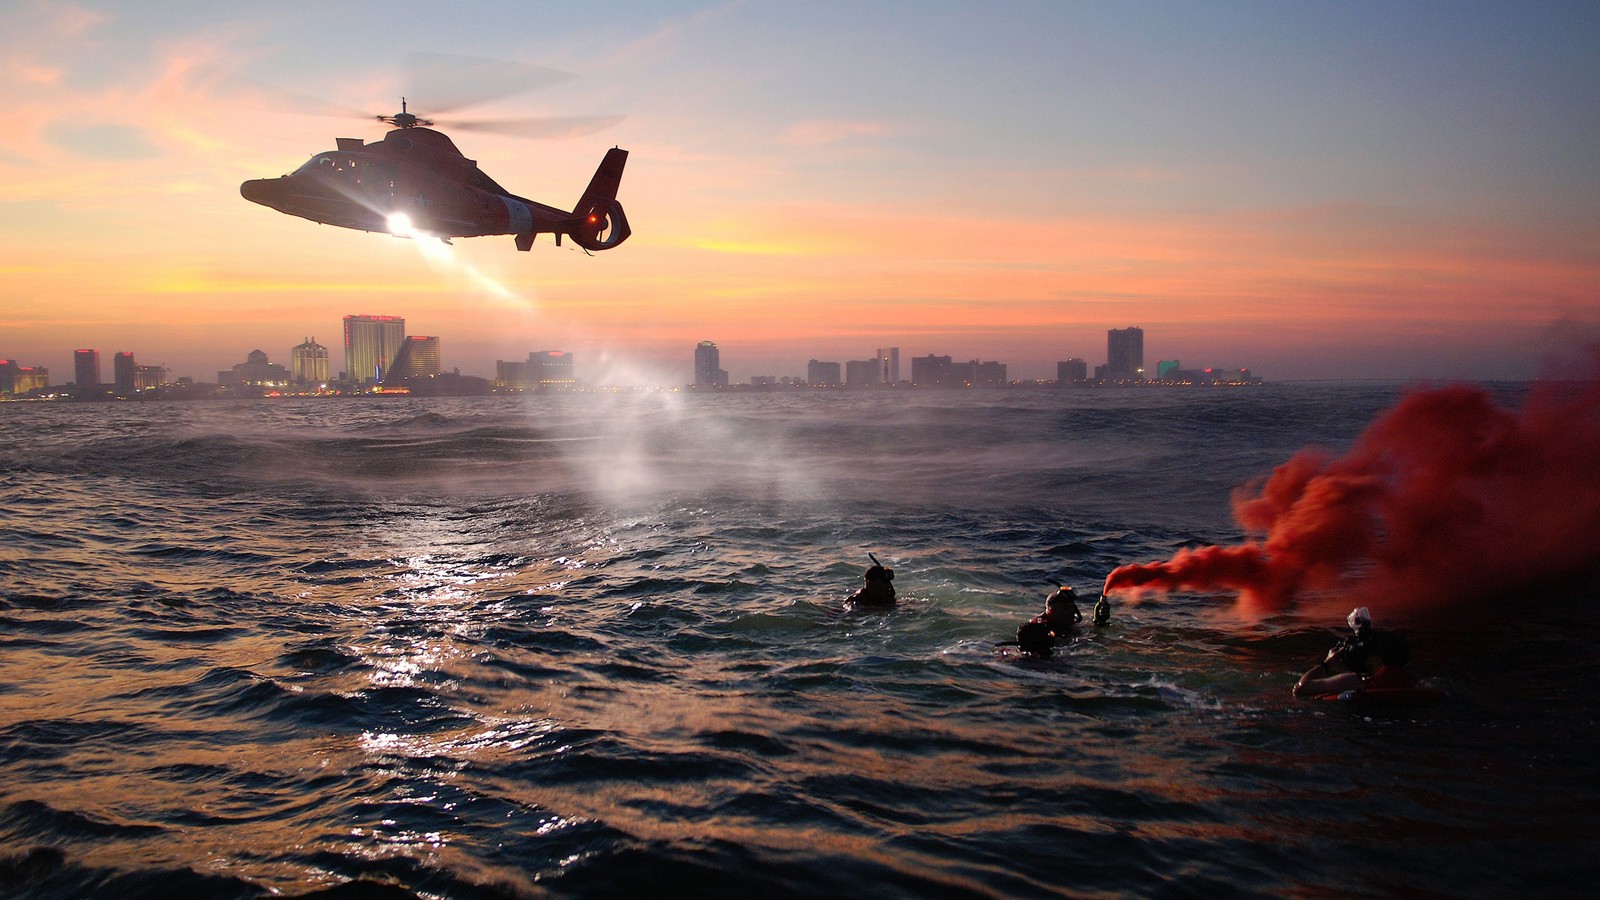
[{"x1": 0, "y1": 388, "x2": 1594, "y2": 897}]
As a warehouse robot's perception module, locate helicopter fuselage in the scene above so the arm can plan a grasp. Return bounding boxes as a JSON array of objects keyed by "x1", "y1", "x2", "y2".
[{"x1": 241, "y1": 126, "x2": 629, "y2": 252}]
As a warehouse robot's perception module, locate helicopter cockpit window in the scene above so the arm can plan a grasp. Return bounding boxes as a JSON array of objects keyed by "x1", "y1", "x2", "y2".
[
  {"x1": 289, "y1": 153, "x2": 395, "y2": 194},
  {"x1": 293, "y1": 153, "x2": 342, "y2": 177}
]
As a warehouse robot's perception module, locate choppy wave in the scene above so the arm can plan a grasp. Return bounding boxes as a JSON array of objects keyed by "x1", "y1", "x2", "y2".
[{"x1": 1, "y1": 386, "x2": 1595, "y2": 898}]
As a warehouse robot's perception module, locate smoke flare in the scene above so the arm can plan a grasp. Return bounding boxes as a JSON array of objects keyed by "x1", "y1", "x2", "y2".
[{"x1": 1104, "y1": 352, "x2": 1600, "y2": 616}]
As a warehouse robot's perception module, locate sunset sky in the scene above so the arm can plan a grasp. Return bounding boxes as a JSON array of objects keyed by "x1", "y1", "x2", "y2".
[{"x1": 3, "y1": 0, "x2": 1597, "y2": 385}]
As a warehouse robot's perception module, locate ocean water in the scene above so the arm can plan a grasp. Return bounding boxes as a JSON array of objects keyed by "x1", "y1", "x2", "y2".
[{"x1": 0, "y1": 386, "x2": 1595, "y2": 898}]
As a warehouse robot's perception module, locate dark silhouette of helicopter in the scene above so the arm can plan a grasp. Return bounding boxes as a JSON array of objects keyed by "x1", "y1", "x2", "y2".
[{"x1": 240, "y1": 99, "x2": 629, "y2": 253}]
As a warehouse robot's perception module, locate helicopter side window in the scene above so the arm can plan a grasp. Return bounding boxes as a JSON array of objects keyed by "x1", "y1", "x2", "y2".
[
  {"x1": 349, "y1": 160, "x2": 397, "y2": 194},
  {"x1": 330, "y1": 156, "x2": 367, "y2": 186}
]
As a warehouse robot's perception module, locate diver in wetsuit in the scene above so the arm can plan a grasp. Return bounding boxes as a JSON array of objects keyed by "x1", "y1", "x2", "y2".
[
  {"x1": 847, "y1": 559, "x2": 896, "y2": 607},
  {"x1": 1040, "y1": 586, "x2": 1084, "y2": 638},
  {"x1": 1293, "y1": 607, "x2": 1413, "y2": 698},
  {"x1": 1002, "y1": 586, "x2": 1083, "y2": 659},
  {"x1": 1012, "y1": 618, "x2": 1056, "y2": 659}
]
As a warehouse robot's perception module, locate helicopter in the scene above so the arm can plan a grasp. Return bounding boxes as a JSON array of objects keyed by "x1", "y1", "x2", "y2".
[{"x1": 240, "y1": 99, "x2": 629, "y2": 253}]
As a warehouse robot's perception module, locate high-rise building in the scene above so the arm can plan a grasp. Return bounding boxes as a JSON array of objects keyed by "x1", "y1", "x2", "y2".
[
  {"x1": 113, "y1": 351, "x2": 137, "y2": 394},
  {"x1": 907, "y1": 355, "x2": 1006, "y2": 387},
  {"x1": 495, "y1": 359, "x2": 533, "y2": 390},
  {"x1": 1107, "y1": 327, "x2": 1144, "y2": 381},
  {"x1": 807, "y1": 359, "x2": 841, "y2": 385},
  {"x1": 845, "y1": 359, "x2": 879, "y2": 386},
  {"x1": 943, "y1": 359, "x2": 1007, "y2": 386},
  {"x1": 911, "y1": 354, "x2": 953, "y2": 386},
  {"x1": 74, "y1": 349, "x2": 100, "y2": 390},
  {"x1": 1057, "y1": 358, "x2": 1088, "y2": 384},
  {"x1": 875, "y1": 347, "x2": 900, "y2": 384},
  {"x1": 112, "y1": 351, "x2": 163, "y2": 393},
  {"x1": 496, "y1": 350, "x2": 575, "y2": 391},
  {"x1": 694, "y1": 341, "x2": 728, "y2": 387},
  {"x1": 0, "y1": 360, "x2": 48, "y2": 396},
  {"x1": 973, "y1": 360, "x2": 1007, "y2": 386},
  {"x1": 387, "y1": 335, "x2": 441, "y2": 382},
  {"x1": 343, "y1": 314, "x2": 406, "y2": 386},
  {"x1": 292, "y1": 337, "x2": 331, "y2": 386},
  {"x1": 529, "y1": 350, "x2": 575, "y2": 388}
]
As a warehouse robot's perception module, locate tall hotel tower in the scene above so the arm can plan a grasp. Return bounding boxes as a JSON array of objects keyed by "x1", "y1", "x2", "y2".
[
  {"x1": 113, "y1": 351, "x2": 137, "y2": 394},
  {"x1": 876, "y1": 347, "x2": 900, "y2": 384},
  {"x1": 694, "y1": 341, "x2": 728, "y2": 387},
  {"x1": 74, "y1": 349, "x2": 100, "y2": 390},
  {"x1": 1107, "y1": 327, "x2": 1145, "y2": 382},
  {"x1": 343, "y1": 315, "x2": 406, "y2": 386},
  {"x1": 388, "y1": 336, "x2": 442, "y2": 381},
  {"x1": 530, "y1": 351, "x2": 575, "y2": 388}
]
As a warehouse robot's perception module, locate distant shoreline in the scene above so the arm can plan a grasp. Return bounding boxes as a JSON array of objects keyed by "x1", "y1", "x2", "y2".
[
  {"x1": 3, "y1": 378, "x2": 1274, "y2": 402},
  {"x1": 7, "y1": 375, "x2": 1556, "y2": 403}
]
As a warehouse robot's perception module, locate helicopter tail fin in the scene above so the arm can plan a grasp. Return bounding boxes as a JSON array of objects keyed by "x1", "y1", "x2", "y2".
[
  {"x1": 568, "y1": 147, "x2": 631, "y2": 251},
  {"x1": 575, "y1": 147, "x2": 627, "y2": 212}
]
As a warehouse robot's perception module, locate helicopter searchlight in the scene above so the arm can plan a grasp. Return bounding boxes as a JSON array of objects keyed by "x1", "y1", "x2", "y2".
[{"x1": 386, "y1": 212, "x2": 418, "y2": 238}]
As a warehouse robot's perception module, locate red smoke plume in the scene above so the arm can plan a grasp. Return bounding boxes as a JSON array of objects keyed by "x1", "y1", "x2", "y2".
[{"x1": 1104, "y1": 352, "x2": 1600, "y2": 616}]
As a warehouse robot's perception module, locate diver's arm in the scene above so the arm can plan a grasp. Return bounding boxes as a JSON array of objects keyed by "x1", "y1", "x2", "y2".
[
  {"x1": 1294, "y1": 670, "x2": 1363, "y2": 698},
  {"x1": 1292, "y1": 646, "x2": 1358, "y2": 697}
]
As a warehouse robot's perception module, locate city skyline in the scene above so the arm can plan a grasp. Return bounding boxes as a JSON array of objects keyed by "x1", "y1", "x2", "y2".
[
  {"x1": 6, "y1": 300, "x2": 1266, "y2": 388},
  {"x1": 4, "y1": 326, "x2": 1264, "y2": 388},
  {"x1": 6, "y1": 321, "x2": 1256, "y2": 394},
  {"x1": 3, "y1": 4, "x2": 1598, "y2": 385}
]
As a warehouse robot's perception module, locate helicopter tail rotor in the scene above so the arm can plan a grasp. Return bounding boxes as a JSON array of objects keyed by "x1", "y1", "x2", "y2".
[
  {"x1": 567, "y1": 148, "x2": 631, "y2": 251},
  {"x1": 572, "y1": 198, "x2": 631, "y2": 251}
]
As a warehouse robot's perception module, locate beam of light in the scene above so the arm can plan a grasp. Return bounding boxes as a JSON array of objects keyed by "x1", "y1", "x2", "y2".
[
  {"x1": 386, "y1": 212, "x2": 417, "y2": 238},
  {"x1": 366, "y1": 195, "x2": 529, "y2": 308},
  {"x1": 408, "y1": 233, "x2": 529, "y2": 308}
]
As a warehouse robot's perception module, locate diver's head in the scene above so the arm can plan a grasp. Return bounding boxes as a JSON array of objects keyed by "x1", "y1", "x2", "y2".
[
  {"x1": 1016, "y1": 620, "x2": 1054, "y2": 658},
  {"x1": 1347, "y1": 607, "x2": 1372, "y2": 634},
  {"x1": 1047, "y1": 586, "x2": 1076, "y2": 608},
  {"x1": 865, "y1": 564, "x2": 893, "y2": 583}
]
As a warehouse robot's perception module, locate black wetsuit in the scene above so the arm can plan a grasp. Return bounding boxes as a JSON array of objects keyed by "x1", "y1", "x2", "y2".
[
  {"x1": 1334, "y1": 628, "x2": 1410, "y2": 671},
  {"x1": 1015, "y1": 619, "x2": 1055, "y2": 658}
]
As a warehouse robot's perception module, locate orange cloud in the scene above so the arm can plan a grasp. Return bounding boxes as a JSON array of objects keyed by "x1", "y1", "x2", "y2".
[{"x1": 4, "y1": 9, "x2": 1593, "y2": 385}]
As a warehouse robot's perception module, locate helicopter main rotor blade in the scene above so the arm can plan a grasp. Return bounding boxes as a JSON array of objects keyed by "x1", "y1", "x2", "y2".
[
  {"x1": 401, "y1": 51, "x2": 574, "y2": 115},
  {"x1": 211, "y1": 53, "x2": 619, "y2": 141},
  {"x1": 210, "y1": 70, "x2": 376, "y2": 122},
  {"x1": 441, "y1": 114, "x2": 626, "y2": 140}
]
